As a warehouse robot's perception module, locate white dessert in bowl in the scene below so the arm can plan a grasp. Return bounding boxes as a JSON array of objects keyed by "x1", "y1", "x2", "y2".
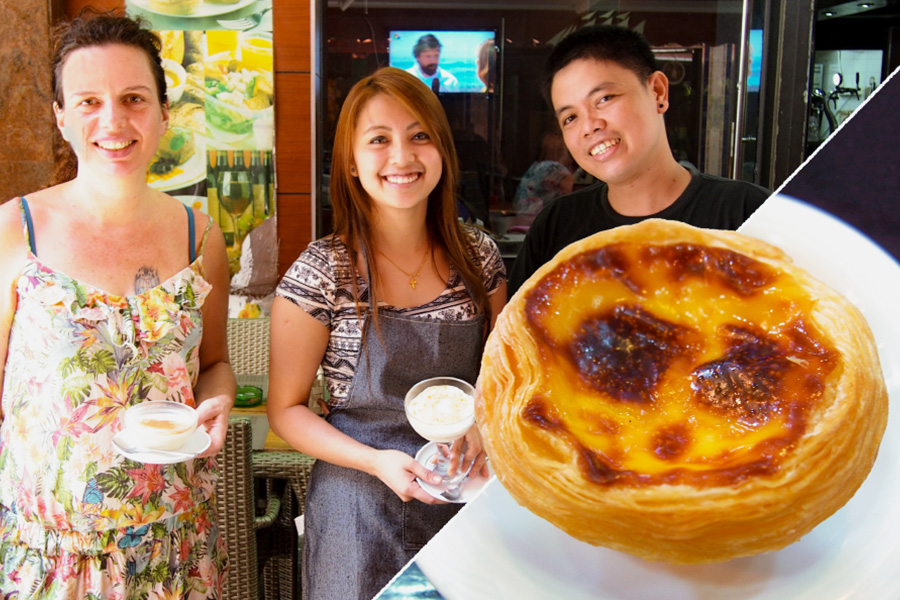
[
  {"x1": 123, "y1": 401, "x2": 198, "y2": 451},
  {"x1": 404, "y1": 378, "x2": 476, "y2": 443}
]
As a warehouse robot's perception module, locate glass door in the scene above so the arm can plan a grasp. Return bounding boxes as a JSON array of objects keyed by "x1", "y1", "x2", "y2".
[{"x1": 313, "y1": 0, "x2": 800, "y2": 239}]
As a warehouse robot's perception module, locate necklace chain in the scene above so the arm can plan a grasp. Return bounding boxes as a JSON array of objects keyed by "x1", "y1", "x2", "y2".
[{"x1": 378, "y1": 245, "x2": 430, "y2": 290}]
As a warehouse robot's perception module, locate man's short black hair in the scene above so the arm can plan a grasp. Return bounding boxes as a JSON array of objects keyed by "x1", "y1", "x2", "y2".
[
  {"x1": 413, "y1": 34, "x2": 442, "y2": 58},
  {"x1": 542, "y1": 25, "x2": 659, "y2": 106}
]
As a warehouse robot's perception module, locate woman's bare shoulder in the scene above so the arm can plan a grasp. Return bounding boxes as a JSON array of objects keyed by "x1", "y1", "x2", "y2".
[
  {"x1": 0, "y1": 199, "x2": 31, "y2": 299},
  {"x1": 0, "y1": 198, "x2": 26, "y2": 250},
  {"x1": 1, "y1": 186, "x2": 66, "y2": 247}
]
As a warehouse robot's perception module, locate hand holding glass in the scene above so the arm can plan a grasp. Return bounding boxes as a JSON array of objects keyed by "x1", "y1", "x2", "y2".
[{"x1": 404, "y1": 377, "x2": 476, "y2": 484}]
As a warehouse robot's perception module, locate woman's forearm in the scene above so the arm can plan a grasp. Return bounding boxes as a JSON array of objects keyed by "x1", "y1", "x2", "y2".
[
  {"x1": 194, "y1": 360, "x2": 236, "y2": 407},
  {"x1": 269, "y1": 402, "x2": 379, "y2": 476},
  {"x1": 193, "y1": 360, "x2": 236, "y2": 456}
]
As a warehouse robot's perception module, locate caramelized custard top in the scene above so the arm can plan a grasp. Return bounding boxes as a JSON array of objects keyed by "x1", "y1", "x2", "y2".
[{"x1": 522, "y1": 242, "x2": 837, "y2": 487}]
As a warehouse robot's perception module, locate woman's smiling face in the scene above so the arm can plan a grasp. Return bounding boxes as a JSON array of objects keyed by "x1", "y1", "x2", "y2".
[
  {"x1": 54, "y1": 43, "x2": 168, "y2": 180},
  {"x1": 351, "y1": 92, "x2": 443, "y2": 217}
]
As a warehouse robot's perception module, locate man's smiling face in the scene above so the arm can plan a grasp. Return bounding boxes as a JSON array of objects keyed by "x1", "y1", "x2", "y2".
[{"x1": 551, "y1": 57, "x2": 669, "y2": 188}]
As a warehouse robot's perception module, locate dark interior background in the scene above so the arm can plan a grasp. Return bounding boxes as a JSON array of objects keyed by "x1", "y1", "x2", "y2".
[{"x1": 781, "y1": 67, "x2": 900, "y2": 263}]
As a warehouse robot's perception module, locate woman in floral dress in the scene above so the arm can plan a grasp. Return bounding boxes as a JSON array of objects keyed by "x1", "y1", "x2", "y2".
[{"x1": 0, "y1": 12, "x2": 234, "y2": 599}]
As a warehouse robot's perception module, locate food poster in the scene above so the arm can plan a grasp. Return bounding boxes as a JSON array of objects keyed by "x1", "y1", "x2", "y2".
[{"x1": 125, "y1": 0, "x2": 277, "y2": 318}]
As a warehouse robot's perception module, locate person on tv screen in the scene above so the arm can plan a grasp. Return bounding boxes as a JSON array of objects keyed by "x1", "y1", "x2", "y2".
[
  {"x1": 406, "y1": 34, "x2": 460, "y2": 92},
  {"x1": 507, "y1": 25, "x2": 770, "y2": 295},
  {"x1": 476, "y1": 37, "x2": 497, "y2": 93}
]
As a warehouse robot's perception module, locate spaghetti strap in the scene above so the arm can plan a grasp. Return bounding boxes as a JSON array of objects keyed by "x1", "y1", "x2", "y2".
[
  {"x1": 184, "y1": 205, "x2": 213, "y2": 263},
  {"x1": 184, "y1": 204, "x2": 196, "y2": 263},
  {"x1": 18, "y1": 197, "x2": 37, "y2": 256}
]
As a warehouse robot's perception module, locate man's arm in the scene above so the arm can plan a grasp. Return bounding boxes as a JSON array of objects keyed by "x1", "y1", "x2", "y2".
[
  {"x1": 743, "y1": 184, "x2": 771, "y2": 221},
  {"x1": 507, "y1": 223, "x2": 548, "y2": 298}
]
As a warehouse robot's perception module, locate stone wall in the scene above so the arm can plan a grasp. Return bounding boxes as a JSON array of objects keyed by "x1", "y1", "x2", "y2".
[{"x1": 0, "y1": 0, "x2": 56, "y2": 202}]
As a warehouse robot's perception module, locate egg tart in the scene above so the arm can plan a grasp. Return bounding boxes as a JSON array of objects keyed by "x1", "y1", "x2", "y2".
[{"x1": 477, "y1": 219, "x2": 887, "y2": 564}]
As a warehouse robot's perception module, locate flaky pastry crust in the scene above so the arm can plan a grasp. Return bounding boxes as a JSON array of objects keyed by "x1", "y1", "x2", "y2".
[{"x1": 477, "y1": 219, "x2": 887, "y2": 564}]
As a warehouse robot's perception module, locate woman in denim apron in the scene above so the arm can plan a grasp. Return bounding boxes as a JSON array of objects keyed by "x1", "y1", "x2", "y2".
[{"x1": 268, "y1": 67, "x2": 507, "y2": 600}]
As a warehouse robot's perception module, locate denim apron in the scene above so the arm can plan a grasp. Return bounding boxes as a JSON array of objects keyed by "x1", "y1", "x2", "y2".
[{"x1": 301, "y1": 309, "x2": 485, "y2": 600}]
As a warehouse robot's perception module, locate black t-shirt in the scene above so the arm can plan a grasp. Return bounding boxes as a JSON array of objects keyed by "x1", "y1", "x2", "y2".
[{"x1": 507, "y1": 167, "x2": 770, "y2": 295}]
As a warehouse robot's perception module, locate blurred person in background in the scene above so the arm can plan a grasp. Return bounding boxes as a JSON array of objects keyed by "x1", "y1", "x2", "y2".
[{"x1": 513, "y1": 131, "x2": 576, "y2": 217}]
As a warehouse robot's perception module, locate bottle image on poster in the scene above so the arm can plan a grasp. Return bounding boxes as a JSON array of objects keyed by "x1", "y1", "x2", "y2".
[
  {"x1": 123, "y1": 5, "x2": 279, "y2": 306},
  {"x1": 218, "y1": 150, "x2": 252, "y2": 272}
]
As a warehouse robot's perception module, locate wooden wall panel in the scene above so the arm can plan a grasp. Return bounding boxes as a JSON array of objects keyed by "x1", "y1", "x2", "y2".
[
  {"x1": 273, "y1": 0, "x2": 313, "y2": 275},
  {"x1": 272, "y1": 0, "x2": 311, "y2": 73},
  {"x1": 277, "y1": 192, "x2": 312, "y2": 270},
  {"x1": 0, "y1": 1, "x2": 55, "y2": 201},
  {"x1": 273, "y1": 73, "x2": 312, "y2": 195},
  {"x1": 273, "y1": 72, "x2": 313, "y2": 273}
]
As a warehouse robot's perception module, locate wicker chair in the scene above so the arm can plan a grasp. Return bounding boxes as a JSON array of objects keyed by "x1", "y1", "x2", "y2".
[
  {"x1": 215, "y1": 417, "x2": 281, "y2": 600},
  {"x1": 252, "y1": 452, "x2": 316, "y2": 600},
  {"x1": 227, "y1": 317, "x2": 271, "y2": 379},
  {"x1": 226, "y1": 317, "x2": 317, "y2": 600}
]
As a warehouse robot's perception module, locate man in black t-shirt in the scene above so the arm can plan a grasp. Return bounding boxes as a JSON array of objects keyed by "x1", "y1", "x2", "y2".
[{"x1": 508, "y1": 26, "x2": 769, "y2": 295}]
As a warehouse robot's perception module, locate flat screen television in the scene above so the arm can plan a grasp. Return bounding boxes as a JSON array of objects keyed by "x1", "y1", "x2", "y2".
[{"x1": 388, "y1": 30, "x2": 497, "y2": 93}]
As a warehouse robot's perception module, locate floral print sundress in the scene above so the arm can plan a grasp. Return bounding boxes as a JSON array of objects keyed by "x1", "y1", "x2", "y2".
[{"x1": 0, "y1": 198, "x2": 226, "y2": 599}]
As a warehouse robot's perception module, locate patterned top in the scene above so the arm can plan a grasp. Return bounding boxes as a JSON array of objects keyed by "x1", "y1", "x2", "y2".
[
  {"x1": 276, "y1": 226, "x2": 506, "y2": 407},
  {"x1": 0, "y1": 202, "x2": 217, "y2": 555}
]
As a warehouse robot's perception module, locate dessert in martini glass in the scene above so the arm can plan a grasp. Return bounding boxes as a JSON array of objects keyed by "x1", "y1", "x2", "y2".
[{"x1": 405, "y1": 377, "x2": 476, "y2": 484}]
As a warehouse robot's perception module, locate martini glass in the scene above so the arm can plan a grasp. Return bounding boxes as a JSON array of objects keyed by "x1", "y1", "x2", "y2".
[{"x1": 404, "y1": 376, "x2": 476, "y2": 484}]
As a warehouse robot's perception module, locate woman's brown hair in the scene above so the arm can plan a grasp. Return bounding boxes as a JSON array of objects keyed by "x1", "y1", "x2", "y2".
[{"x1": 329, "y1": 66, "x2": 491, "y2": 337}]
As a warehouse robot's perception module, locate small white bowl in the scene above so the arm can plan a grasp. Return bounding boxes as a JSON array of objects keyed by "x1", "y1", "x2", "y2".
[{"x1": 124, "y1": 401, "x2": 198, "y2": 451}]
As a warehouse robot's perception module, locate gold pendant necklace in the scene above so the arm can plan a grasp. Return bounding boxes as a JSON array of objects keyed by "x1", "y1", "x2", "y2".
[{"x1": 378, "y1": 245, "x2": 430, "y2": 290}]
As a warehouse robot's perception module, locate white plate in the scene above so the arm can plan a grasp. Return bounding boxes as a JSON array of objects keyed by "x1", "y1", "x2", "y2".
[
  {"x1": 206, "y1": 105, "x2": 273, "y2": 145},
  {"x1": 112, "y1": 427, "x2": 211, "y2": 464},
  {"x1": 415, "y1": 195, "x2": 900, "y2": 599},
  {"x1": 414, "y1": 441, "x2": 493, "y2": 504},
  {"x1": 147, "y1": 130, "x2": 206, "y2": 193},
  {"x1": 129, "y1": 0, "x2": 256, "y2": 18}
]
